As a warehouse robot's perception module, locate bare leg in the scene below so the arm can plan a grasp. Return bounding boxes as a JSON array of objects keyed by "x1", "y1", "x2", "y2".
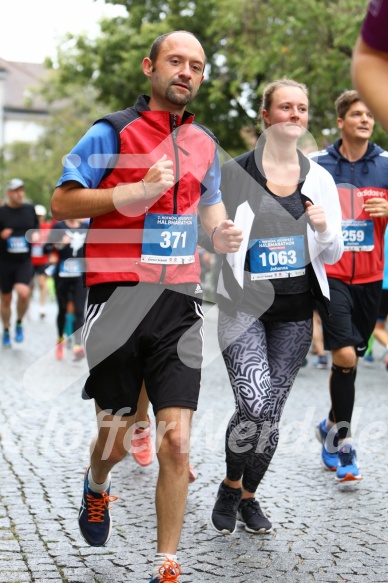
[
  {"x1": 312, "y1": 310, "x2": 325, "y2": 357},
  {"x1": 15, "y1": 283, "x2": 31, "y2": 321},
  {"x1": 373, "y1": 320, "x2": 388, "y2": 349},
  {"x1": 90, "y1": 404, "x2": 136, "y2": 483},
  {"x1": 38, "y1": 274, "x2": 47, "y2": 310},
  {"x1": 0, "y1": 293, "x2": 12, "y2": 329},
  {"x1": 135, "y1": 383, "x2": 150, "y2": 424},
  {"x1": 155, "y1": 407, "x2": 192, "y2": 554}
]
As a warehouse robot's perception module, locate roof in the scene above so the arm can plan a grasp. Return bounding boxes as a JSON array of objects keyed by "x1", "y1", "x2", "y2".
[{"x1": 0, "y1": 58, "x2": 49, "y2": 113}]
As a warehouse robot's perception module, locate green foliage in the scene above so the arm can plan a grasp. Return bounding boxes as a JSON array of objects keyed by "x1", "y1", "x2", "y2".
[
  {"x1": 2, "y1": 72, "x2": 105, "y2": 210},
  {"x1": 3, "y1": 0, "x2": 388, "y2": 197},
  {"x1": 45, "y1": 0, "x2": 388, "y2": 153}
]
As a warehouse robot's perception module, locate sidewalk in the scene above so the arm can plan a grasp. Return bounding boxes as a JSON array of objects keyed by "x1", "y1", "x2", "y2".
[{"x1": 0, "y1": 297, "x2": 387, "y2": 582}]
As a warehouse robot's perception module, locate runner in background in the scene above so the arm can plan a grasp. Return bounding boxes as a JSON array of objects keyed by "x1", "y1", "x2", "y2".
[
  {"x1": 311, "y1": 90, "x2": 388, "y2": 481},
  {"x1": 31, "y1": 205, "x2": 52, "y2": 318},
  {"x1": 44, "y1": 218, "x2": 88, "y2": 360},
  {"x1": 0, "y1": 179, "x2": 39, "y2": 347}
]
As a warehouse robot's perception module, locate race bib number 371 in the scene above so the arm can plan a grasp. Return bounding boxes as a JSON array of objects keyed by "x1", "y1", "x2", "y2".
[{"x1": 141, "y1": 214, "x2": 197, "y2": 265}]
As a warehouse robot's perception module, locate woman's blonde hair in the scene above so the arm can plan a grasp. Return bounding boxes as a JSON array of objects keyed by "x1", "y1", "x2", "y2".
[{"x1": 260, "y1": 78, "x2": 309, "y2": 130}]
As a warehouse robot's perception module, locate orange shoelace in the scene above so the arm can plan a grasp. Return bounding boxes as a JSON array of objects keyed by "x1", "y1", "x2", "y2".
[
  {"x1": 87, "y1": 491, "x2": 118, "y2": 523},
  {"x1": 158, "y1": 557, "x2": 181, "y2": 582}
]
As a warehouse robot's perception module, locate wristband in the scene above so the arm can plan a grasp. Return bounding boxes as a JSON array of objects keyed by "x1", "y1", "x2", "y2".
[{"x1": 210, "y1": 225, "x2": 218, "y2": 245}]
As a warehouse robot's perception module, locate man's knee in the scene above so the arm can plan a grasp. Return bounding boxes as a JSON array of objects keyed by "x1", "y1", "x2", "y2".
[
  {"x1": 15, "y1": 284, "x2": 31, "y2": 302},
  {"x1": 332, "y1": 347, "x2": 357, "y2": 368},
  {"x1": 156, "y1": 425, "x2": 190, "y2": 465}
]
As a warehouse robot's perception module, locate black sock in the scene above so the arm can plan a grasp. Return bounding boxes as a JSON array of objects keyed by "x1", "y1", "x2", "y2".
[{"x1": 330, "y1": 364, "x2": 356, "y2": 439}]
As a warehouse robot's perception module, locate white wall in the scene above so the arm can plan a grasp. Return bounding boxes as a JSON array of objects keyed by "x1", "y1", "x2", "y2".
[{"x1": 3, "y1": 118, "x2": 46, "y2": 145}]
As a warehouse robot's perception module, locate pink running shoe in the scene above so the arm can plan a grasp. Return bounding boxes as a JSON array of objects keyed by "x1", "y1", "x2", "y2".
[
  {"x1": 131, "y1": 423, "x2": 154, "y2": 466},
  {"x1": 188, "y1": 465, "x2": 196, "y2": 483},
  {"x1": 73, "y1": 344, "x2": 85, "y2": 361},
  {"x1": 56, "y1": 338, "x2": 64, "y2": 360}
]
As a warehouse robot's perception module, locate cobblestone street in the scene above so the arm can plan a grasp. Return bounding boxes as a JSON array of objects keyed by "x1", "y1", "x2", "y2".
[{"x1": 0, "y1": 296, "x2": 387, "y2": 583}]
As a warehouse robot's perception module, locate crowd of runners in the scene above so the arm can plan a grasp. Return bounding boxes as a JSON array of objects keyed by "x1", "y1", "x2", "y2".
[{"x1": 1, "y1": 2, "x2": 388, "y2": 581}]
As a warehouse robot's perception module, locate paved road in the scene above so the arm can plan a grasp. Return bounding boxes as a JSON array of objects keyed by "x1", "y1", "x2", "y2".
[{"x1": 0, "y1": 296, "x2": 387, "y2": 583}]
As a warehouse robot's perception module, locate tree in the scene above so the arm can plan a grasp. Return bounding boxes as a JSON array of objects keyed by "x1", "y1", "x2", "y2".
[
  {"x1": 2, "y1": 72, "x2": 106, "y2": 210},
  {"x1": 46, "y1": 0, "x2": 388, "y2": 153}
]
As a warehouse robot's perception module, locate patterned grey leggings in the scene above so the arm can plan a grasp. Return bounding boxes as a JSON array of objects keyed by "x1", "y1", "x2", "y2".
[{"x1": 218, "y1": 310, "x2": 312, "y2": 493}]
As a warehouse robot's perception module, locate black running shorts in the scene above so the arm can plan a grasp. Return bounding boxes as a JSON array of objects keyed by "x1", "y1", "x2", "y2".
[
  {"x1": 82, "y1": 282, "x2": 204, "y2": 416},
  {"x1": 377, "y1": 288, "x2": 388, "y2": 322},
  {"x1": 317, "y1": 277, "x2": 382, "y2": 357},
  {"x1": 0, "y1": 260, "x2": 34, "y2": 294}
]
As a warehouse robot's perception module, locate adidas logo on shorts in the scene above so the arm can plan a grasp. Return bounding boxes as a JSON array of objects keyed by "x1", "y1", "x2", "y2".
[{"x1": 195, "y1": 284, "x2": 203, "y2": 294}]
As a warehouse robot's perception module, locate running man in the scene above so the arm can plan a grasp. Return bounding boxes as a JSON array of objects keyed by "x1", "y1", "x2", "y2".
[
  {"x1": 50, "y1": 31, "x2": 242, "y2": 583},
  {"x1": 0, "y1": 179, "x2": 39, "y2": 347},
  {"x1": 311, "y1": 90, "x2": 388, "y2": 481}
]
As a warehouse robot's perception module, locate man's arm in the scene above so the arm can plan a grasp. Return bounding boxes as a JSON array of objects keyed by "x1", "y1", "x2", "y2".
[
  {"x1": 51, "y1": 155, "x2": 175, "y2": 220},
  {"x1": 198, "y1": 202, "x2": 243, "y2": 254},
  {"x1": 351, "y1": 36, "x2": 388, "y2": 133}
]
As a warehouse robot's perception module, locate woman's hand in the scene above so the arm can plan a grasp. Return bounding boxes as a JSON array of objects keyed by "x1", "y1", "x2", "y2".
[{"x1": 305, "y1": 201, "x2": 327, "y2": 233}]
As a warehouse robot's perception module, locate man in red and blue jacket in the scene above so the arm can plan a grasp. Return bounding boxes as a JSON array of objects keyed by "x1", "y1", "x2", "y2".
[
  {"x1": 311, "y1": 89, "x2": 388, "y2": 483},
  {"x1": 51, "y1": 31, "x2": 242, "y2": 583}
]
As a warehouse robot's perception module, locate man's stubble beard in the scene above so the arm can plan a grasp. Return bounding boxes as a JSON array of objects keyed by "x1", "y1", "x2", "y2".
[{"x1": 165, "y1": 85, "x2": 194, "y2": 107}]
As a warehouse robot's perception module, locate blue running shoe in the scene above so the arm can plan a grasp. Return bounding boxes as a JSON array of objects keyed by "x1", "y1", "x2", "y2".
[
  {"x1": 14, "y1": 323, "x2": 24, "y2": 343},
  {"x1": 362, "y1": 353, "x2": 374, "y2": 365},
  {"x1": 2, "y1": 330, "x2": 11, "y2": 348},
  {"x1": 312, "y1": 355, "x2": 328, "y2": 369},
  {"x1": 78, "y1": 469, "x2": 118, "y2": 546},
  {"x1": 315, "y1": 419, "x2": 339, "y2": 471},
  {"x1": 149, "y1": 557, "x2": 181, "y2": 582},
  {"x1": 336, "y1": 444, "x2": 362, "y2": 482}
]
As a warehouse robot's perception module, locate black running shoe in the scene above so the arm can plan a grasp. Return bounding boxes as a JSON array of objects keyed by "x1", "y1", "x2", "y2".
[
  {"x1": 237, "y1": 498, "x2": 272, "y2": 534},
  {"x1": 210, "y1": 481, "x2": 242, "y2": 535}
]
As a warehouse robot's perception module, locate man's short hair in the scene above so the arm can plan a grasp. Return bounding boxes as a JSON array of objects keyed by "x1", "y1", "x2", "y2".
[
  {"x1": 149, "y1": 31, "x2": 206, "y2": 71},
  {"x1": 335, "y1": 90, "x2": 363, "y2": 119}
]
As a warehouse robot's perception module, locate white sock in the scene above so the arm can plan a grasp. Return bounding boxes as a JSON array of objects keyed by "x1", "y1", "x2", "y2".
[
  {"x1": 152, "y1": 553, "x2": 177, "y2": 579},
  {"x1": 87, "y1": 468, "x2": 111, "y2": 493},
  {"x1": 338, "y1": 437, "x2": 353, "y2": 448},
  {"x1": 135, "y1": 420, "x2": 150, "y2": 431}
]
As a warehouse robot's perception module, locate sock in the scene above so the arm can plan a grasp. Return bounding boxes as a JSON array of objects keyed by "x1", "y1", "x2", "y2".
[
  {"x1": 64, "y1": 313, "x2": 75, "y2": 337},
  {"x1": 365, "y1": 334, "x2": 374, "y2": 356},
  {"x1": 338, "y1": 437, "x2": 354, "y2": 449},
  {"x1": 135, "y1": 420, "x2": 150, "y2": 431},
  {"x1": 324, "y1": 418, "x2": 335, "y2": 431},
  {"x1": 87, "y1": 468, "x2": 111, "y2": 493},
  {"x1": 16, "y1": 320, "x2": 22, "y2": 326},
  {"x1": 330, "y1": 364, "x2": 356, "y2": 439},
  {"x1": 152, "y1": 553, "x2": 177, "y2": 579}
]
